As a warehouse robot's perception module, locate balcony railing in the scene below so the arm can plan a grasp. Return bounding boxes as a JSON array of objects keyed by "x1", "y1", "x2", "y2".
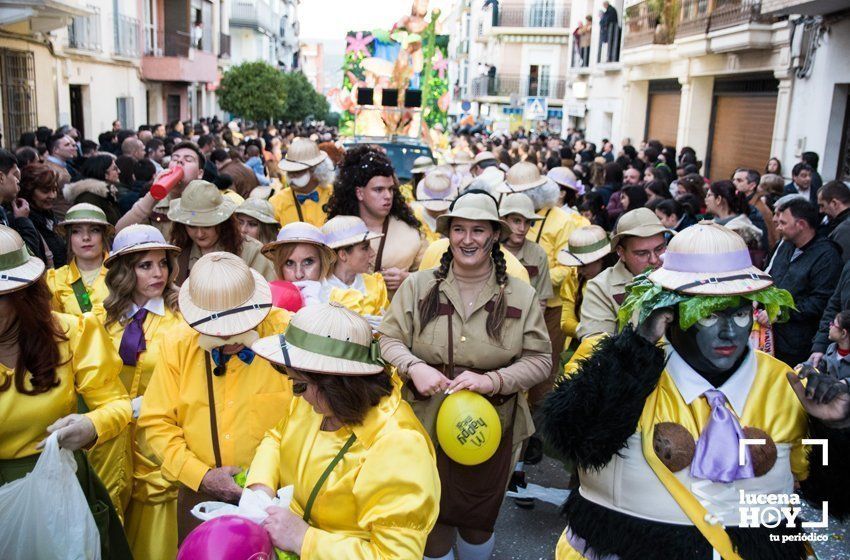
[
  {"x1": 623, "y1": 1, "x2": 670, "y2": 48},
  {"x1": 146, "y1": 30, "x2": 192, "y2": 57},
  {"x1": 709, "y1": 0, "x2": 773, "y2": 31},
  {"x1": 114, "y1": 15, "x2": 141, "y2": 57},
  {"x1": 494, "y1": 5, "x2": 570, "y2": 28},
  {"x1": 231, "y1": 0, "x2": 276, "y2": 32},
  {"x1": 219, "y1": 32, "x2": 231, "y2": 58},
  {"x1": 471, "y1": 73, "x2": 566, "y2": 99},
  {"x1": 67, "y1": 8, "x2": 101, "y2": 51},
  {"x1": 678, "y1": 0, "x2": 711, "y2": 37}
]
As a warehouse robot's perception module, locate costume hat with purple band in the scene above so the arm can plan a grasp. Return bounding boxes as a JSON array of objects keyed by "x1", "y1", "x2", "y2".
[
  {"x1": 261, "y1": 221, "x2": 335, "y2": 264},
  {"x1": 649, "y1": 222, "x2": 772, "y2": 295},
  {"x1": 104, "y1": 224, "x2": 181, "y2": 268},
  {"x1": 415, "y1": 172, "x2": 457, "y2": 212},
  {"x1": 321, "y1": 215, "x2": 383, "y2": 250}
]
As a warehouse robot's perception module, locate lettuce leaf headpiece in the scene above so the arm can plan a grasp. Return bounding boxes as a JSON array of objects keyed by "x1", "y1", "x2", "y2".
[{"x1": 617, "y1": 270, "x2": 796, "y2": 331}]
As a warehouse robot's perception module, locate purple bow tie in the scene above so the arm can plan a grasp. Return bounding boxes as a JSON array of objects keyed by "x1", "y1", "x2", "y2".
[
  {"x1": 118, "y1": 308, "x2": 148, "y2": 366},
  {"x1": 690, "y1": 389, "x2": 754, "y2": 483}
]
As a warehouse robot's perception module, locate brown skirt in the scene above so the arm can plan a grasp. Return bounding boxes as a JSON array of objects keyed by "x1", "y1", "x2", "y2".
[{"x1": 435, "y1": 412, "x2": 515, "y2": 532}]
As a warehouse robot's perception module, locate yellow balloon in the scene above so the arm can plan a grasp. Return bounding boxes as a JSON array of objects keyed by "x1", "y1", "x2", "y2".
[{"x1": 436, "y1": 390, "x2": 502, "y2": 466}]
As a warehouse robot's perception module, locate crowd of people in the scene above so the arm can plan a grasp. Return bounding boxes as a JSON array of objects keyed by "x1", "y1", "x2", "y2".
[{"x1": 0, "y1": 116, "x2": 849, "y2": 560}]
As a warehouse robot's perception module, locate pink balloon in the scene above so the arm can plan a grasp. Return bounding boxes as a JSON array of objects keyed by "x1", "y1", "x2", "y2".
[
  {"x1": 269, "y1": 280, "x2": 304, "y2": 312},
  {"x1": 177, "y1": 516, "x2": 274, "y2": 560}
]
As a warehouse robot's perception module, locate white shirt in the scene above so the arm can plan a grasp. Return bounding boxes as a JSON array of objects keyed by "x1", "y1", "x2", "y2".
[
  {"x1": 664, "y1": 344, "x2": 757, "y2": 416},
  {"x1": 126, "y1": 296, "x2": 165, "y2": 320},
  {"x1": 319, "y1": 273, "x2": 366, "y2": 302}
]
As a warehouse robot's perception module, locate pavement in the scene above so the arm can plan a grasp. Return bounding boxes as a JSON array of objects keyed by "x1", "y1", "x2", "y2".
[{"x1": 493, "y1": 456, "x2": 570, "y2": 560}]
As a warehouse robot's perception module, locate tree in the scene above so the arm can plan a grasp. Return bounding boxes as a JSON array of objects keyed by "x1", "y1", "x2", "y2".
[
  {"x1": 280, "y1": 71, "x2": 330, "y2": 123},
  {"x1": 218, "y1": 61, "x2": 287, "y2": 122}
]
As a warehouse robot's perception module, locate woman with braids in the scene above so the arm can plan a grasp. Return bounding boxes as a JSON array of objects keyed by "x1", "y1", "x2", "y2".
[
  {"x1": 325, "y1": 145, "x2": 426, "y2": 295},
  {"x1": 97, "y1": 225, "x2": 183, "y2": 560},
  {"x1": 0, "y1": 225, "x2": 132, "y2": 558},
  {"x1": 379, "y1": 191, "x2": 552, "y2": 560}
]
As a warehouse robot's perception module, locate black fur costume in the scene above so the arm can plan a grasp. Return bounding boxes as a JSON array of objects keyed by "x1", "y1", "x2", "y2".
[{"x1": 541, "y1": 327, "x2": 850, "y2": 560}]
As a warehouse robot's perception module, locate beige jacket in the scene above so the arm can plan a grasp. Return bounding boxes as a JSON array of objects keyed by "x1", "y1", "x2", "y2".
[
  {"x1": 576, "y1": 259, "x2": 634, "y2": 340},
  {"x1": 510, "y1": 240, "x2": 553, "y2": 303},
  {"x1": 379, "y1": 266, "x2": 552, "y2": 446},
  {"x1": 369, "y1": 216, "x2": 427, "y2": 274}
]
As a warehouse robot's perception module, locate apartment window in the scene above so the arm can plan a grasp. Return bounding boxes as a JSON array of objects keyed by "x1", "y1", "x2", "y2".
[
  {"x1": 529, "y1": 0, "x2": 555, "y2": 27},
  {"x1": 114, "y1": 13, "x2": 141, "y2": 57},
  {"x1": 67, "y1": 5, "x2": 102, "y2": 51},
  {"x1": 143, "y1": 0, "x2": 159, "y2": 55},
  {"x1": 0, "y1": 49, "x2": 37, "y2": 149},
  {"x1": 117, "y1": 97, "x2": 135, "y2": 131},
  {"x1": 528, "y1": 64, "x2": 551, "y2": 97}
]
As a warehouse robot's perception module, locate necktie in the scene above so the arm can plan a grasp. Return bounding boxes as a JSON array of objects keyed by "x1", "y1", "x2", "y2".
[
  {"x1": 118, "y1": 308, "x2": 148, "y2": 366},
  {"x1": 690, "y1": 389, "x2": 754, "y2": 483},
  {"x1": 296, "y1": 191, "x2": 319, "y2": 204},
  {"x1": 210, "y1": 347, "x2": 256, "y2": 373}
]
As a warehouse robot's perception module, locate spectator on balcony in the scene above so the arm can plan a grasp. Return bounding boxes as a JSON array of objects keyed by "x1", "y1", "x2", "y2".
[
  {"x1": 576, "y1": 16, "x2": 592, "y2": 67},
  {"x1": 599, "y1": 1, "x2": 620, "y2": 62}
]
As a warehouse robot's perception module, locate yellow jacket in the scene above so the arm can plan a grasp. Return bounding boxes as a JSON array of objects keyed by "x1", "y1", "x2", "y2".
[
  {"x1": 412, "y1": 203, "x2": 442, "y2": 245},
  {"x1": 269, "y1": 184, "x2": 333, "y2": 227},
  {"x1": 325, "y1": 273, "x2": 390, "y2": 316},
  {"x1": 0, "y1": 312, "x2": 131, "y2": 459},
  {"x1": 527, "y1": 207, "x2": 589, "y2": 307},
  {"x1": 419, "y1": 237, "x2": 531, "y2": 285},
  {"x1": 246, "y1": 377, "x2": 440, "y2": 560},
  {"x1": 46, "y1": 258, "x2": 109, "y2": 321},
  {"x1": 137, "y1": 308, "x2": 293, "y2": 491},
  {"x1": 559, "y1": 269, "x2": 581, "y2": 339}
]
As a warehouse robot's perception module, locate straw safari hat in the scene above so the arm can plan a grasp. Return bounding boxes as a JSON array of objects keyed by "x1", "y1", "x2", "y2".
[
  {"x1": 322, "y1": 215, "x2": 383, "y2": 250},
  {"x1": 609, "y1": 207, "x2": 669, "y2": 249},
  {"x1": 436, "y1": 192, "x2": 511, "y2": 240},
  {"x1": 499, "y1": 193, "x2": 541, "y2": 221},
  {"x1": 472, "y1": 151, "x2": 497, "y2": 167},
  {"x1": 261, "y1": 221, "x2": 335, "y2": 263},
  {"x1": 0, "y1": 225, "x2": 45, "y2": 295},
  {"x1": 279, "y1": 138, "x2": 329, "y2": 172},
  {"x1": 445, "y1": 151, "x2": 473, "y2": 165},
  {"x1": 558, "y1": 225, "x2": 611, "y2": 267},
  {"x1": 416, "y1": 172, "x2": 457, "y2": 212},
  {"x1": 56, "y1": 203, "x2": 114, "y2": 236},
  {"x1": 252, "y1": 302, "x2": 385, "y2": 375},
  {"x1": 167, "y1": 180, "x2": 237, "y2": 227},
  {"x1": 104, "y1": 224, "x2": 180, "y2": 268},
  {"x1": 411, "y1": 156, "x2": 436, "y2": 174},
  {"x1": 235, "y1": 198, "x2": 278, "y2": 225},
  {"x1": 497, "y1": 161, "x2": 548, "y2": 193},
  {"x1": 179, "y1": 252, "x2": 272, "y2": 337},
  {"x1": 547, "y1": 167, "x2": 580, "y2": 192},
  {"x1": 648, "y1": 222, "x2": 772, "y2": 296}
]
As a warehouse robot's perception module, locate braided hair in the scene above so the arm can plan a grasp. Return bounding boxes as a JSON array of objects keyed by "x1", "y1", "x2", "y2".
[
  {"x1": 418, "y1": 189, "x2": 510, "y2": 341},
  {"x1": 325, "y1": 145, "x2": 421, "y2": 228}
]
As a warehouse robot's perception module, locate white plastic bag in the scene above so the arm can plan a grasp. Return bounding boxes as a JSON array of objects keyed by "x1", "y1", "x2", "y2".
[
  {"x1": 192, "y1": 485, "x2": 294, "y2": 524},
  {"x1": 0, "y1": 433, "x2": 101, "y2": 560}
]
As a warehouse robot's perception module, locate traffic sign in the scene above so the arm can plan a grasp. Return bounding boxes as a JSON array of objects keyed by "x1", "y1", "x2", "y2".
[{"x1": 524, "y1": 96, "x2": 548, "y2": 121}]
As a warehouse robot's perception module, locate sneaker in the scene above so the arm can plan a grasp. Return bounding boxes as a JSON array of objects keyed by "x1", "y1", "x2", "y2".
[{"x1": 509, "y1": 471, "x2": 535, "y2": 509}]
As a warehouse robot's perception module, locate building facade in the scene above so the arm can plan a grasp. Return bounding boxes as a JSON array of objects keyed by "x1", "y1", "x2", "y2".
[
  {"x1": 449, "y1": 0, "x2": 571, "y2": 133},
  {"x1": 299, "y1": 41, "x2": 324, "y2": 93},
  {"x1": 229, "y1": 0, "x2": 299, "y2": 70},
  {"x1": 0, "y1": 0, "x2": 148, "y2": 146},
  {"x1": 564, "y1": 0, "x2": 850, "y2": 182}
]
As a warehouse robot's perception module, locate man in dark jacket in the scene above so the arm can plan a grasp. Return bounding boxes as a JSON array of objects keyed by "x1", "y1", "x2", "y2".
[
  {"x1": 769, "y1": 197, "x2": 842, "y2": 367},
  {"x1": 810, "y1": 259, "x2": 850, "y2": 367},
  {"x1": 817, "y1": 180, "x2": 850, "y2": 262}
]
